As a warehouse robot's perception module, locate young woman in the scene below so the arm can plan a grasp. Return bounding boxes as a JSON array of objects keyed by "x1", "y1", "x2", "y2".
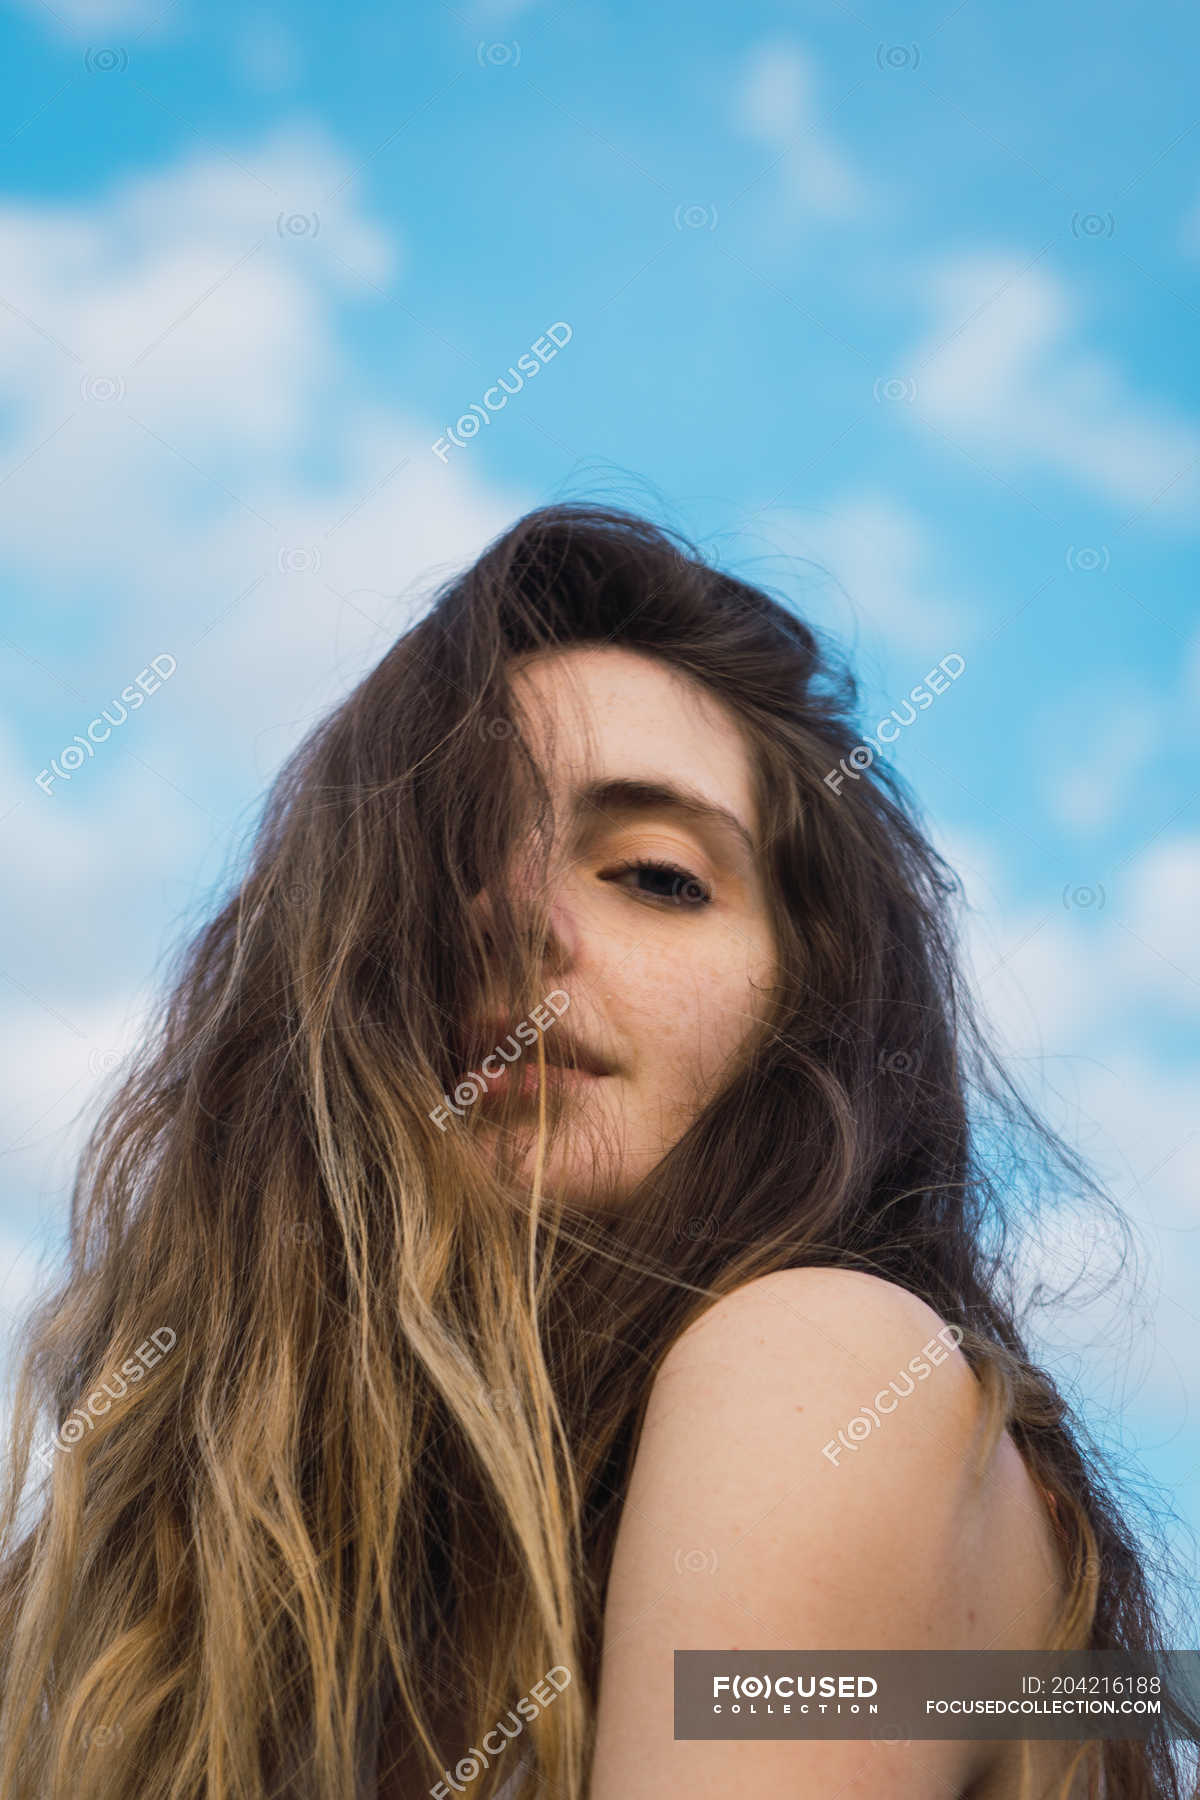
[{"x1": 0, "y1": 504, "x2": 1187, "y2": 1799}]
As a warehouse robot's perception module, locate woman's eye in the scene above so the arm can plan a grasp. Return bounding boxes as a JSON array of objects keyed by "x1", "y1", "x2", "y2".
[{"x1": 602, "y1": 860, "x2": 713, "y2": 907}]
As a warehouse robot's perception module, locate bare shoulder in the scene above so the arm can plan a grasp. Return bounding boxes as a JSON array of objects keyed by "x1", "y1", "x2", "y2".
[
  {"x1": 665, "y1": 1263, "x2": 961, "y2": 1359},
  {"x1": 626, "y1": 1265, "x2": 1065, "y2": 1648},
  {"x1": 652, "y1": 1266, "x2": 982, "y2": 1480},
  {"x1": 659, "y1": 1265, "x2": 972, "y2": 1399},
  {"x1": 586, "y1": 1266, "x2": 1067, "y2": 1797}
]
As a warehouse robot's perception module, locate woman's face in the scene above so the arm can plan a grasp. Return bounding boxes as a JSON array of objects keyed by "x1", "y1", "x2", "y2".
[{"x1": 473, "y1": 644, "x2": 776, "y2": 1207}]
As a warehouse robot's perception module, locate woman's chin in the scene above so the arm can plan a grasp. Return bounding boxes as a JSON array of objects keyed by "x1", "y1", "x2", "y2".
[{"x1": 483, "y1": 1134, "x2": 632, "y2": 1212}]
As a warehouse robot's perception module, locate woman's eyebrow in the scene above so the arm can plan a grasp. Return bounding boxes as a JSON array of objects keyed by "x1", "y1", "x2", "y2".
[{"x1": 571, "y1": 776, "x2": 756, "y2": 860}]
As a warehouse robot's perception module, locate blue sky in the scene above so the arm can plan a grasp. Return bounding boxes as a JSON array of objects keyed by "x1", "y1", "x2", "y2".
[{"x1": 1, "y1": 0, "x2": 1197, "y2": 1634}]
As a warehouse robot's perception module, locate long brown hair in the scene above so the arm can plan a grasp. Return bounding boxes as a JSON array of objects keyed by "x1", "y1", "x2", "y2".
[{"x1": 0, "y1": 502, "x2": 1189, "y2": 1798}]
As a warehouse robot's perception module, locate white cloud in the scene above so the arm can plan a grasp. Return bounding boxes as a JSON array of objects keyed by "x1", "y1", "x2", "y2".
[
  {"x1": 8, "y1": 0, "x2": 173, "y2": 36},
  {"x1": 0, "y1": 121, "x2": 531, "y2": 1286},
  {"x1": 801, "y1": 491, "x2": 962, "y2": 652},
  {"x1": 935, "y1": 820, "x2": 1200, "y2": 1427},
  {"x1": 1012, "y1": 1046, "x2": 1200, "y2": 1436},
  {"x1": 0, "y1": 120, "x2": 399, "y2": 488},
  {"x1": 743, "y1": 489, "x2": 970, "y2": 659},
  {"x1": 969, "y1": 909, "x2": 1110, "y2": 1055},
  {"x1": 0, "y1": 985, "x2": 151, "y2": 1200},
  {"x1": 1039, "y1": 691, "x2": 1165, "y2": 833},
  {"x1": 0, "y1": 701, "x2": 207, "y2": 998},
  {"x1": 731, "y1": 38, "x2": 870, "y2": 222},
  {"x1": 953, "y1": 830, "x2": 1200, "y2": 1064},
  {"x1": 899, "y1": 251, "x2": 1200, "y2": 520},
  {"x1": 1119, "y1": 835, "x2": 1200, "y2": 1012},
  {"x1": 0, "y1": 980, "x2": 153, "y2": 1476},
  {"x1": 0, "y1": 1222, "x2": 58, "y2": 1339},
  {"x1": 0, "y1": 121, "x2": 521, "y2": 738}
]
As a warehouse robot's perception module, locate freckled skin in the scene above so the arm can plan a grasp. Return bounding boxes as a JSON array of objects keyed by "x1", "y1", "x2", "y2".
[{"x1": 489, "y1": 646, "x2": 776, "y2": 1208}]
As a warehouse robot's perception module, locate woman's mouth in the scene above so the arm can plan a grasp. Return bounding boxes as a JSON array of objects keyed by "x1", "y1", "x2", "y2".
[
  {"x1": 460, "y1": 1021, "x2": 614, "y2": 1114},
  {"x1": 476, "y1": 1058, "x2": 605, "y2": 1110}
]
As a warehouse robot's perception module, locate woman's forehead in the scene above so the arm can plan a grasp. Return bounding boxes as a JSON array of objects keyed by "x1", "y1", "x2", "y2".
[{"x1": 508, "y1": 645, "x2": 758, "y2": 828}]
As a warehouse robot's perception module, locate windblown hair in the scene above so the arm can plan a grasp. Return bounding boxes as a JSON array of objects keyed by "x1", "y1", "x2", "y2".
[{"x1": 0, "y1": 503, "x2": 1190, "y2": 1799}]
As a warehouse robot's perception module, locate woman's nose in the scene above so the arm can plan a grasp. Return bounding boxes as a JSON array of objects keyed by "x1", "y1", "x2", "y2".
[
  {"x1": 541, "y1": 885, "x2": 581, "y2": 975},
  {"x1": 471, "y1": 865, "x2": 581, "y2": 974}
]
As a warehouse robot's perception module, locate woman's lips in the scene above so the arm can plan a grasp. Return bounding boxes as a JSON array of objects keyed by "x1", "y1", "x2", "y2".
[
  {"x1": 476, "y1": 1059, "x2": 604, "y2": 1109},
  {"x1": 471, "y1": 1020, "x2": 612, "y2": 1077}
]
